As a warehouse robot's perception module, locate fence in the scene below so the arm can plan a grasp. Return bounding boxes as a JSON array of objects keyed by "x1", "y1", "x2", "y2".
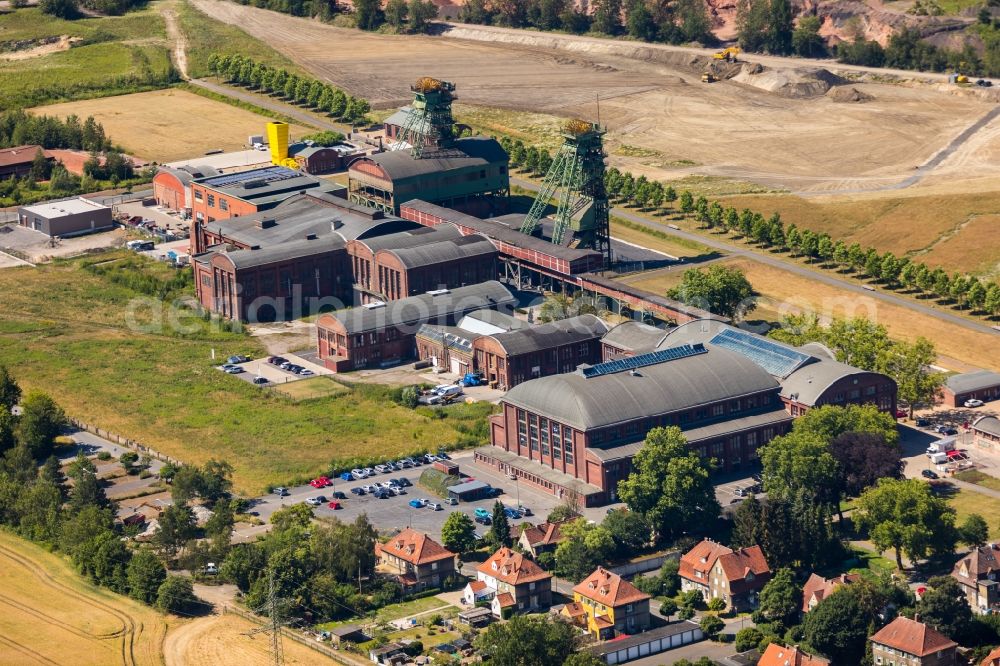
[
  {"x1": 68, "y1": 418, "x2": 185, "y2": 467},
  {"x1": 223, "y1": 606, "x2": 367, "y2": 665}
]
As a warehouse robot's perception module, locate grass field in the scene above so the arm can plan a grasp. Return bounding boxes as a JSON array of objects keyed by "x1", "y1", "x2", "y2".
[
  {"x1": 31, "y1": 88, "x2": 311, "y2": 162},
  {"x1": 0, "y1": 529, "x2": 170, "y2": 666},
  {"x1": 610, "y1": 217, "x2": 721, "y2": 260},
  {"x1": 718, "y1": 191, "x2": 1000, "y2": 278},
  {"x1": 272, "y1": 377, "x2": 350, "y2": 401},
  {"x1": 954, "y1": 469, "x2": 1000, "y2": 493},
  {"x1": 175, "y1": 0, "x2": 306, "y2": 79},
  {"x1": 0, "y1": 254, "x2": 494, "y2": 494},
  {"x1": 948, "y1": 488, "x2": 1000, "y2": 541},
  {"x1": 619, "y1": 255, "x2": 1000, "y2": 373},
  {"x1": 0, "y1": 7, "x2": 174, "y2": 110}
]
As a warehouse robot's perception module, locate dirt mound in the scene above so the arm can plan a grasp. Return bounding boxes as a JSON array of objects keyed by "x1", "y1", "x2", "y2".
[
  {"x1": 829, "y1": 86, "x2": 874, "y2": 103},
  {"x1": 732, "y1": 63, "x2": 843, "y2": 99}
]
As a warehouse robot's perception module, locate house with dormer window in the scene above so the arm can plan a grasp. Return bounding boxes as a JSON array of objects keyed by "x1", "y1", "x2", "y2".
[
  {"x1": 951, "y1": 543, "x2": 1000, "y2": 614},
  {"x1": 564, "y1": 567, "x2": 651, "y2": 640},
  {"x1": 375, "y1": 528, "x2": 456, "y2": 592},
  {"x1": 476, "y1": 547, "x2": 552, "y2": 617},
  {"x1": 679, "y1": 539, "x2": 771, "y2": 611}
]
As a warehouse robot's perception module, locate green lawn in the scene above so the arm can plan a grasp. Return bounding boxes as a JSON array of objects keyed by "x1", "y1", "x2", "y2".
[
  {"x1": 271, "y1": 377, "x2": 350, "y2": 401},
  {"x1": 0, "y1": 8, "x2": 173, "y2": 110},
  {"x1": 0, "y1": 254, "x2": 495, "y2": 494},
  {"x1": 373, "y1": 596, "x2": 455, "y2": 623},
  {"x1": 176, "y1": 0, "x2": 307, "y2": 79},
  {"x1": 846, "y1": 546, "x2": 897, "y2": 577},
  {"x1": 948, "y1": 488, "x2": 1000, "y2": 541},
  {"x1": 954, "y1": 469, "x2": 1000, "y2": 493}
]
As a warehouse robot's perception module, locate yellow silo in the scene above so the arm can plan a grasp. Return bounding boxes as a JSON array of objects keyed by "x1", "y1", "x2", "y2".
[{"x1": 266, "y1": 122, "x2": 289, "y2": 165}]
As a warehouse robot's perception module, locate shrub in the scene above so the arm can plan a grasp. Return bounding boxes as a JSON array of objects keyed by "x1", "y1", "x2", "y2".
[
  {"x1": 96, "y1": 451, "x2": 112, "y2": 461},
  {"x1": 706, "y1": 597, "x2": 727, "y2": 612}
]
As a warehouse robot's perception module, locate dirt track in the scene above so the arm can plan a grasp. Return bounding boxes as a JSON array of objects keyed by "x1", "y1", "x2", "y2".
[{"x1": 191, "y1": 0, "x2": 1000, "y2": 194}]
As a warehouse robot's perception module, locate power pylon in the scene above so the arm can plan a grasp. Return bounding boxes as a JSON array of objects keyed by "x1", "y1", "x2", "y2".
[{"x1": 244, "y1": 572, "x2": 285, "y2": 666}]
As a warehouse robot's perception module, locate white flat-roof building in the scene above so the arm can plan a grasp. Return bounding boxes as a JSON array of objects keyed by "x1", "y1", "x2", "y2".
[{"x1": 18, "y1": 197, "x2": 114, "y2": 237}]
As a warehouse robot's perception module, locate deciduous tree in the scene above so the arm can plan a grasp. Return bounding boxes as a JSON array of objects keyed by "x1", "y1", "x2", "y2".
[
  {"x1": 441, "y1": 511, "x2": 477, "y2": 553},
  {"x1": 666, "y1": 265, "x2": 756, "y2": 320}
]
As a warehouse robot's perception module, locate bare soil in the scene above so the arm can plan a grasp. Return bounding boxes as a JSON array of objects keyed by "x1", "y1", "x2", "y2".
[{"x1": 191, "y1": 1, "x2": 1000, "y2": 195}]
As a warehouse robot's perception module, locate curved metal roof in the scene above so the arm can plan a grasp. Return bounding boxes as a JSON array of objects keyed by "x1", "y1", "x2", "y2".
[
  {"x1": 379, "y1": 234, "x2": 497, "y2": 269},
  {"x1": 501, "y1": 345, "x2": 779, "y2": 430},
  {"x1": 779, "y1": 358, "x2": 880, "y2": 406},
  {"x1": 484, "y1": 314, "x2": 608, "y2": 356},
  {"x1": 602, "y1": 321, "x2": 667, "y2": 353},
  {"x1": 973, "y1": 415, "x2": 1000, "y2": 438},
  {"x1": 219, "y1": 235, "x2": 345, "y2": 270}
]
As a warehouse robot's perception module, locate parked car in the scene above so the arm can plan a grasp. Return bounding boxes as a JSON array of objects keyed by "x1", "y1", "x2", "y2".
[
  {"x1": 436, "y1": 451, "x2": 451, "y2": 460},
  {"x1": 328, "y1": 501, "x2": 342, "y2": 510},
  {"x1": 305, "y1": 497, "x2": 323, "y2": 507},
  {"x1": 475, "y1": 515, "x2": 492, "y2": 526},
  {"x1": 374, "y1": 490, "x2": 389, "y2": 499},
  {"x1": 298, "y1": 369, "x2": 314, "y2": 377},
  {"x1": 895, "y1": 409, "x2": 908, "y2": 418},
  {"x1": 331, "y1": 491, "x2": 347, "y2": 500},
  {"x1": 350, "y1": 487, "x2": 365, "y2": 496},
  {"x1": 487, "y1": 487, "x2": 503, "y2": 498},
  {"x1": 474, "y1": 508, "x2": 491, "y2": 519},
  {"x1": 351, "y1": 468, "x2": 367, "y2": 479},
  {"x1": 942, "y1": 427, "x2": 958, "y2": 436},
  {"x1": 445, "y1": 497, "x2": 458, "y2": 506},
  {"x1": 363, "y1": 467, "x2": 375, "y2": 476},
  {"x1": 274, "y1": 487, "x2": 289, "y2": 497},
  {"x1": 503, "y1": 507, "x2": 521, "y2": 519},
  {"x1": 916, "y1": 417, "x2": 930, "y2": 427},
  {"x1": 965, "y1": 399, "x2": 984, "y2": 408},
  {"x1": 409, "y1": 499, "x2": 425, "y2": 508},
  {"x1": 310, "y1": 477, "x2": 330, "y2": 488},
  {"x1": 279, "y1": 361, "x2": 294, "y2": 370},
  {"x1": 517, "y1": 505, "x2": 532, "y2": 516},
  {"x1": 252, "y1": 376, "x2": 269, "y2": 385},
  {"x1": 221, "y1": 364, "x2": 244, "y2": 374},
  {"x1": 227, "y1": 355, "x2": 250, "y2": 364},
  {"x1": 268, "y1": 356, "x2": 287, "y2": 365},
  {"x1": 374, "y1": 465, "x2": 389, "y2": 474},
  {"x1": 922, "y1": 469, "x2": 939, "y2": 479},
  {"x1": 362, "y1": 484, "x2": 377, "y2": 493},
  {"x1": 395, "y1": 478, "x2": 413, "y2": 488},
  {"x1": 428, "y1": 502, "x2": 443, "y2": 511},
  {"x1": 733, "y1": 487, "x2": 746, "y2": 497}
]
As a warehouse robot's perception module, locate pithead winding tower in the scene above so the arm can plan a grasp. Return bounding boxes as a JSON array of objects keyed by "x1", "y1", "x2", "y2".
[
  {"x1": 392, "y1": 77, "x2": 459, "y2": 158},
  {"x1": 520, "y1": 120, "x2": 612, "y2": 268}
]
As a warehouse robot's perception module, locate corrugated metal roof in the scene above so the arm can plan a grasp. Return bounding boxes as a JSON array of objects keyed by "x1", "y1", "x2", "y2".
[
  {"x1": 320, "y1": 281, "x2": 516, "y2": 335},
  {"x1": 974, "y1": 415, "x2": 1000, "y2": 438},
  {"x1": 459, "y1": 309, "x2": 527, "y2": 335},
  {"x1": 486, "y1": 314, "x2": 608, "y2": 356},
  {"x1": 218, "y1": 235, "x2": 345, "y2": 270},
  {"x1": 352, "y1": 224, "x2": 461, "y2": 254},
  {"x1": 501, "y1": 345, "x2": 779, "y2": 430},
  {"x1": 779, "y1": 358, "x2": 875, "y2": 406},
  {"x1": 946, "y1": 370, "x2": 1000, "y2": 395},
  {"x1": 383, "y1": 234, "x2": 497, "y2": 269},
  {"x1": 362, "y1": 137, "x2": 507, "y2": 181}
]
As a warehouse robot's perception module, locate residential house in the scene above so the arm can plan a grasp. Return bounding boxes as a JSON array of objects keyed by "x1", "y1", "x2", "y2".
[
  {"x1": 679, "y1": 539, "x2": 771, "y2": 611},
  {"x1": 981, "y1": 647, "x2": 1000, "y2": 666},
  {"x1": 801, "y1": 572, "x2": 861, "y2": 613},
  {"x1": 869, "y1": 616, "x2": 958, "y2": 666},
  {"x1": 476, "y1": 547, "x2": 552, "y2": 617},
  {"x1": 566, "y1": 567, "x2": 651, "y2": 640},
  {"x1": 951, "y1": 542, "x2": 1000, "y2": 614},
  {"x1": 374, "y1": 528, "x2": 456, "y2": 592},
  {"x1": 518, "y1": 520, "x2": 567, "y2": 559},
  {"x1": 462, "y1": 580, "x2": 495, "y2": 606},
  {"x1": 758, "y1": 643, "x2": 830, "y2": 666}
]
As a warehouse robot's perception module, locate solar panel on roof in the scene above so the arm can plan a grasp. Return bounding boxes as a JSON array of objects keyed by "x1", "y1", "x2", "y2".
[
  {"x1": 708, "y1": 328, "x2": 810, "y2": 378},
  {"x1": 581, "y1": 343, "x2": 707, "y2": 378},
  {"x1": 202, "y1": 166, "x2": 300, "y2": 188}
]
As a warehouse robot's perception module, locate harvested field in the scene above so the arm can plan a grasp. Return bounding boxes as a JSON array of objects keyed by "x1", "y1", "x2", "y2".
[
  {"x1": 618, "y1": 255, "x2": 1000, "y2": 373},
  {"x1": 163, "y1": 612, "x2": 334, "y2": 666},
  {"x1": 717, "y1": 190, "x2": 1000, "y2": 277},
  {"x1": 192, "y1": 0, "x2": 999, "y2": 195},
  {"x1": 0, "y1": 530, "x2": 169, "y2": 666},
  {"x1": 30, "y1": 89, "x2": 310, "y2": 163},
  {"x1": 272, "y1": 377, "x2": 350, "y2": 401}
]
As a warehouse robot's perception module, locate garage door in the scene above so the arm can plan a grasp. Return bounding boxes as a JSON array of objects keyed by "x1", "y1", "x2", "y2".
[{"x1": 450, "y1": 357, "x2": 462, "y2": 375}]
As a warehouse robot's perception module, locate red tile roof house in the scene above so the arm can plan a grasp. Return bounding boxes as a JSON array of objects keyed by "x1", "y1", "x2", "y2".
[
  {"x1": 476, "y1": 547, "x2": 552, "y2": 618},
  {"x1": 375, "y1": 528, "x2": 456, "y2": 592},
  {"x1": 679, "y1": 539, "x2": 772, "y2": 612},
  {"x1": 801, "y1": 573, "x2": 862, "y2": 613},
  {"x1": 869, "y1": 616, "x2": 958, "y2": 666},
  {"x1": 517, "y1": 520, "x2": 567, "y2": 559},
  {"x1": 567, "y1": 566, "x2": 652, "y2": 640},
  {"x1": 951, "y1": 542, "x2": 1000, "y2": 614},
  {"x1": 758, "y1": 643, "x2": 830, "y2": 666},
  {"x1": 982, "y1": 647, "x2": 1000, "y2": 666}
]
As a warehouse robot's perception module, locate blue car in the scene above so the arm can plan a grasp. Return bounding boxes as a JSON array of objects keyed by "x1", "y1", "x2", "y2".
[
  {"x1": 409, "y1": 499, "x2": 425, "y2": 508},
  {"x1": 503, "y1": 507, "x2": 521, "y2": 519},
  {"x1": 341, "y1": 472, "x2": 354, "y2": 482}
]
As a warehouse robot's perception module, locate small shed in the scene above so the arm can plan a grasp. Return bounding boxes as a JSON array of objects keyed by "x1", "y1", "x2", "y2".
[
  {"x1": 330, "y1": 624, "x2": 368, "y2": 645},
  {"x1": 447, "y1": 480, "x2": 492, "y2": 502},
  {"x1": 434, "y1": 460, "x2": 460, "y2": 476},
  {"x1": 369, "y1": 642, "x2": 406, "y2": 664}
]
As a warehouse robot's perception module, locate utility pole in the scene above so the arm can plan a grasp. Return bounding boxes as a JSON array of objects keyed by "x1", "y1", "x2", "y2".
[{"x1": 244, "y1": 571, "x2": 285, "y2": 666}]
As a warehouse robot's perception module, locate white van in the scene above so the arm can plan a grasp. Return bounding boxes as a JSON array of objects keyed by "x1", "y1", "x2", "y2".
[
  {"x1": 926, "y1": 437, "x2": 957, "y2": 455},
  {"x1": 928, "y1": 452, "x2": 949, "y2": 465}
]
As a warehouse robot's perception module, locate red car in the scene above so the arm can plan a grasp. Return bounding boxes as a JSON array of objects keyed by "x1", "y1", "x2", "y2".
[
  {"x1": 310, "y1": 477, "x2": 330, "y2": 488},
  {"x1": 895, "y1": 409, "x2": 908, "y2": 419},
  {"x1": 328, "y1": 501, "x2": 342, "y2": 510}
]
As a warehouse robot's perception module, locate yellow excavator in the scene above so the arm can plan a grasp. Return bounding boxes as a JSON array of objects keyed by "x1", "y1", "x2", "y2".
[{"x1": 713, "y1": 46, "x2": 741, "y2": 63}]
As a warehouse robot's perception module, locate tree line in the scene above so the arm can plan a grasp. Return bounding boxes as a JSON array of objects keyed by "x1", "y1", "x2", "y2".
[
  {"x1": 501, "y1": 132, "x2": 1000, "y2": 321},
  {"x1": 458, "y1": 0, "x2": 713, "y2": 44},
  {"x1": 0, "y1": 366, "x2": 203, "y2": 615},
  {"x1": 0, "y1": 110, "x2": 112, "y2": 153},
  {"x1": 837, "y1": 22, "x2": 1000, "y2": 78},
  {"x1": 228, "y1": 0, "x2": 438, "y2": 34},
  {"x1": 39, "y1": 0, "x2": 144, "y2": 18},
  {"x1": 207, "y1": 54, "x2": 371, "y2": 124}
]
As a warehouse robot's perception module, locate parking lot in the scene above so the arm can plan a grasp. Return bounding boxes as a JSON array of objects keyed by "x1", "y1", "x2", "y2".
[
  {"x1": 215, "y1": 352, "x2": 333, "y2": 386},
  {"x1": 248, "y1": 450, "x2": 568, "y2": 543}
]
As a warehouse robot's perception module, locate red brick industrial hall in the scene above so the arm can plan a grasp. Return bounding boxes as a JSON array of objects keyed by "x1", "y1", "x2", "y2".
[{"x1": 479, "y1": 319, "x2": 898, "y2": 507}]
